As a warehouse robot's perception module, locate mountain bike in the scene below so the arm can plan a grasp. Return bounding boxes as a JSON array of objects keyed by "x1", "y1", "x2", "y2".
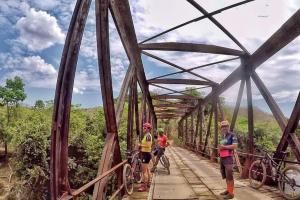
[
  {"x1": 152, "y1": 147, "x2": 170, "y2": 175},
  {"x1": 123, "y1": 150, "x2": 143, "y2": 195},
  {"x1": 249, "y1": 149, "x2": 300, "y2": 200},
  {"x1": 159, "y1": 153, "x2": 170, "y2": 175}
]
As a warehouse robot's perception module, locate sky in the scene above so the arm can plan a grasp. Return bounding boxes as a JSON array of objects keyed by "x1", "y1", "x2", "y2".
[{"x1": 0, "y1": 0, "x2": 300, "y2": 117}]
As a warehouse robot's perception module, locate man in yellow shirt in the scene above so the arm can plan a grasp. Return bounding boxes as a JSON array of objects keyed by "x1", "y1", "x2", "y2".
[{"x1": 138, "y1": 122, "x2": 153, "y2": 192}]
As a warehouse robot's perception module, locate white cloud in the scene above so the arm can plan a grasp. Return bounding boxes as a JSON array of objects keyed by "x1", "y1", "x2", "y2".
[
  {"x1": 16, "y1": 8, "x2": 65, "y2": 51},
  {"x1": 73, "y1": 67, "x2": 100, "y2": 95},
  {"x1": 0, "y1": 54, "x2": 58, "y2": 88}
]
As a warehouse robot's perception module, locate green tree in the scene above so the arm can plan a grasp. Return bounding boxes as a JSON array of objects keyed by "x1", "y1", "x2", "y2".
[
  {"x1": 184, "y1": 87, "x2": 204, "y2": 98},
  {"x1": 0, "y1": 76, "x2": 26, "y2": 155},
  {"x1": 34, "y1": 100, "x2": 45, "y2": 109},
  {"x1": 0, "y1": 76, "x2": 27, "y2": 122}
]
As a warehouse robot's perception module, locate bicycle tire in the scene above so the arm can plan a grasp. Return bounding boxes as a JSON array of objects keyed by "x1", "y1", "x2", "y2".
[
  {"x1": 134, "y1": 159, "x2": 143, "y2": 183},
  {"x1": 123, "y1": 164, "x2": 134, "y2": 195},
  {"x1": 249, "y1": 160, "x2": 267, "y2": 189},
  {"x1": 160, "y1": 155, "x2": 170, "y2": 175},
  {"x1": 278, "y1": 165, "x2": 300, "y2": 200}
]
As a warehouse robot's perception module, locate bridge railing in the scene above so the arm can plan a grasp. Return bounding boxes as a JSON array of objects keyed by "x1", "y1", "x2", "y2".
[
  {"x1": 60, "y1": 160, "x2": 127, "y2": 200},
  {"x1": 185, "y1": 143, "x2": 300, "y2": 168}
]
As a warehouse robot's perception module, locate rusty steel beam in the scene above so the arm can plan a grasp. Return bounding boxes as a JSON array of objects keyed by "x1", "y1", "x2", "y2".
[
  {"x1": 155, "y1": 108, "x2": 187, "y2": 112},
  {"x1": 230, "y1": 80, "x2": 245, "y2": 131},
  {"x1": 218, "y1": 98, "x2": 225, "y2": 121},
  {"x1": 187, "y1": 0, "x2": 250, "y2": 54},
  {"x1": 212, "y1": 98, "x2": 219, "y2": 161},
  {"x1": 199, "y1": 105, "x2": 204, "y2": 147},
  {"x1": 157, "y1": 116, "x2": 184, "y2": 119},
  {"x1": 183, "y1": 9, "x2": 300, "y2": 119},
  {"x1": 190, "y1": 114, "x2": 194, "y2": 145},
  {"x1": 126, "y1": 78, "x2": 134, "y2": 151},
  {"x1": 153, "y1": 86, "x2": 210, "y2": 97},
  {"x1": 140, "y1": 95, "x2": 146, "y2": 139},
  {"x1": 153, "y1": 94, "x2": 201, "y2": 100},
  {"x1": 157, "y1": 111, "x2": 190, "y2": 115},
  {"x1": 140, "y1": 42, "x2": 245, "y2": 56},
  {"x1": 93, "y1": 0, "x2": 122, "y2": 198},
  {"x1": 151, "y1": 83, "x2": 198, "y2": 98},
  {"x1": 50, "y1": 0, "x2": 91, "y2": 199},
  {"x1": 109, "y1": 0, "x2": 156, "y2": 120},
  {"x1": 241, "y1": 75, "x2": 254, "y2": 178},
  {"x1": 203, "y1": 107, "x2": 213, "y2": 153},
  {"x1": 194, "y1": 105, "x2": 201, "y2": 146},
  {"x1": 142, "y1": 51, "x2": 216, "y2": 83},
  {"x1": 115, "y1": 64, "x2": 134, "y2": 126},
  {"x1": 155, "y1": 107, "x2": 178, "y2": 110},
  {"x1": 157, "y1": 116, "x2": 179, "y2": 119},
  {"x1": 154, "y1": 104, "x2": 194, "y2": 109},
  {"x1": 149, "y1": 57, "x2": 239, "y2": 80},
  {"x1": 149, "y1": 78, "x2": 213, "y2": 86},
  {"x1": 251, "y1": 71, "x2": 287, "y2": 131},
  {"x1": 156, "y1": 113, "x2": 185, "y2": 116},
  {"x1": 274, "y1": 92, "x2": 300, "y2": 161},
  {"x1": 133, "y1": 73, "x2": 140, "y2": 137}
]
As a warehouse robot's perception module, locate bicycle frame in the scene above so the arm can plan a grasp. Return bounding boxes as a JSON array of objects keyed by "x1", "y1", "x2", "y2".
[
  {"x1": 260, "y1": 151, "x2": 300, "y2": 188},
  {"x1": 261, "y1": 151, "x2": 286, "y2": 173}
]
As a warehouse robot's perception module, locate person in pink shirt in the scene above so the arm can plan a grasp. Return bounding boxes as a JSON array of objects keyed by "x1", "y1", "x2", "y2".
[
  {"x1": 151, "y1": 128, "x2": 169, "y2": 172},
  {"x1": 218, "y1": 120, "x2": 238, "y2": 199}
]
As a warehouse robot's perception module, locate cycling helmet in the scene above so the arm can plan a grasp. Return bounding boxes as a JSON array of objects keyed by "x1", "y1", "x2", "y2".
[
  {"x1": 143, "y1": 122, "x2": 152, "y2": 129},
  {"x1": 157, "y1": 128, "x2": 164, "y2": 134}
]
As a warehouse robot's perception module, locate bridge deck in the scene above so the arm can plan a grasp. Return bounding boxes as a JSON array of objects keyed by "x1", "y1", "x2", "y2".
[
  {"x1": 124, "y1": 145, "x2": 285, "y2": 200},
  {"x1": 150, "y1": 146, "x2": 284, "y2": 200}
]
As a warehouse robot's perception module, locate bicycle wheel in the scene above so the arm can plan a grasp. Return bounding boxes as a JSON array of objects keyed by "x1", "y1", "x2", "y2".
[
  {"x1": 278, "y1": 165, "x2": 300, "y2": 200},
  {"x1": 134, "y1": 159, "x2": 143, "y2": 183},
  {"x1": 160, "y1": 155, "x2": 170, "y2": 175},
  {"x1": 123, "y1": 164, "x2": 134, "y2": 195},
  {"x1": 249, "y1": 160, "x2": 267, "y2": 189}
]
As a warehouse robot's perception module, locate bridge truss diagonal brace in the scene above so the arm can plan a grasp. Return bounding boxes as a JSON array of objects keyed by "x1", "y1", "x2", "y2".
[
  {"x1": 274, "y1": 92, "x2": 300, "y2": 161},
  {"x1": 109, "y1": 0, "x2": 156, "y2": 121},
  {"x1": 93, "y1": 0, "x2": 124, "y2": 199},
  {"x1": 50, "y1": 0, "x2": 92, "y2": 199}
]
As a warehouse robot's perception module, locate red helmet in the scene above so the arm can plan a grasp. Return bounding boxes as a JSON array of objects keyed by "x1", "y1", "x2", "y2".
[{"x1": 143, "y1": 122, "x2": 152, "y2": 129}]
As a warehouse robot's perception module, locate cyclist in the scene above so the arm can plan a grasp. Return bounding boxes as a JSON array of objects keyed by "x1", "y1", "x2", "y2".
[
  {"x1": 138, "y1": 122, "x2": 153, "y2": 192},
  {"x1": 151, "y1": 128, "x2": 169, "y2": 172},
  {"x1": 218, "y1": 120, "x2": 238, "y2": 199}
]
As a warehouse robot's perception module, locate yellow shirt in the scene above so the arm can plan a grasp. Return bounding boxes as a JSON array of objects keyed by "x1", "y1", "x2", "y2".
[{"x1": 141, "y1": 132, "x2": 152, "y2": 152}]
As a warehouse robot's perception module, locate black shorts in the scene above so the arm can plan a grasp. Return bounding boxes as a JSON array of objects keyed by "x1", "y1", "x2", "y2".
[
  {"x1": 220, "y1": 156, "x2": 234, "y2": 181},
  {"x1": 153, "y1": 147, "x2": 165, "y2": 157},
  {"x1": 141, "y1": 152, "x2": 152, "y2": 164}
]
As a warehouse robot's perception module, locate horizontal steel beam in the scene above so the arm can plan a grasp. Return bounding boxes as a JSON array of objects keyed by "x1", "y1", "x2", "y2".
[
  {"x1": 154, "y1": 104, "x2": 194, "y2": 108},
  {"x1": 149, "y1": 78, "x2": 213, "y2": 86},
  {"x1": 153, "y1": 94, "x2": 201, "y2": 100},
  {"x1": 140, "y1": 42, "x2": 245, "y2": 56}
]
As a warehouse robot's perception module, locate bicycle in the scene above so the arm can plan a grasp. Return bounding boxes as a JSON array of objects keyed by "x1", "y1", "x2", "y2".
[
  {"x1": 152, "y1": 147, "x2": 170, "y2": 175},
  {"x1": 249, "y1": 149, "x2": 300, "y2": 200},
  {"x1": 123, "y1": 150, "x2": 143, "y2": 195},
  {"x1": 159, "y1": 153, "x2": 170, "y2": 175}
]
